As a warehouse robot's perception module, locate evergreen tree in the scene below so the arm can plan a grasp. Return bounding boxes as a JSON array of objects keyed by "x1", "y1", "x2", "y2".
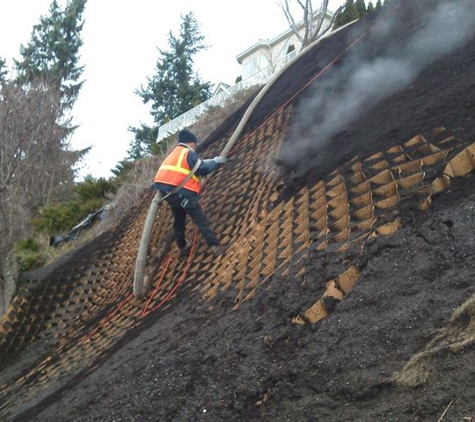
[
  {"x1": 14, "y1": 0, "x2": 86, "y2": 114},
  {"x1": 346, "y1": 0, "x2": 359, "y2": 21},
  {"x1": 12, "y1": 0, "x2": 88, "y2": 180},
  {"x1": 376, "y1": 0, "x2": 383, "y2": 9},
  {"x1": 333, "y1": 0, "x2": 359, "y2": 29},
  {"x1": 367, "y1": 1, "x2": 375, "y2": 13},
  {"x1": 0, "y1": 57, "x2": 7, "y2": 82},
  {"x1": 111, "y1": 160, "x2": 135, "y2": 180},
  {"x1": 128, "y1": 12, "x2": 211, "y2": 159},
  {"x1": 333, "y1": 8, "x2": 345, "y2": 29},
  {"x1": 355, "y1": 0, "x2": 367, "y2": 17},
  {"x1": 127, "y1": 124, "x2": 159, "y2": 160},
  {"x1": 7, "y1": 0, "x2": 88, "y2": 196}
]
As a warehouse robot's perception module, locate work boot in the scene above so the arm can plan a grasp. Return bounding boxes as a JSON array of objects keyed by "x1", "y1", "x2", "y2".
[
  {"x1": 211, "y1": 244, "x2": 230, "y2": 257},
  {"x1": 179, "y1": 241, "x2": 191, "y2": 259}
]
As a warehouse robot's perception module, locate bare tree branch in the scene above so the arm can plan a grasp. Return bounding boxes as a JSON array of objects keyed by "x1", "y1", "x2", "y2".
[
  {"x1": 315, "y1": 5, "x2": 344, "y2": 41},
  {"x1": 280, "y1": 0, "x2": 304, "y2": 44},
  {"x1": 279, "y1": 0, "x2": 337, "y2": 49}
]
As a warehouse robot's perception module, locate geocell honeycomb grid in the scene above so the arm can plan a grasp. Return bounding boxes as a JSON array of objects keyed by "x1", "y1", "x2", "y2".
[{"x1": 1, "y1": 100, "x2": 475, "y2": 415}]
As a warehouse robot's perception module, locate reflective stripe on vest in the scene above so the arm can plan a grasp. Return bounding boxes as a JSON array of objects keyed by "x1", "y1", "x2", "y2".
[{"x1": 154, "y1": 146, "x2": 201, "y2": 194}]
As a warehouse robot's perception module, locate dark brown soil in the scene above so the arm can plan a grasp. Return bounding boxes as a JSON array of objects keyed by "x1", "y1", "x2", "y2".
[{"x1": 3, "y1": 0, "x2": 475, "y2": 421}]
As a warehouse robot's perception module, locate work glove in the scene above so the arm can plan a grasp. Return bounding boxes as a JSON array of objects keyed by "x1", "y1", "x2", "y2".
[{"x1": 213, "y1": 156, "x2": 229, "y2": 165}]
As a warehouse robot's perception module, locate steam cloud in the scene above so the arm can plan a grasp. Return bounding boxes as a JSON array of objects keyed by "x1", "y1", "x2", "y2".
[{"x1": 282, "y1": 0, "x2": 475, "y2": 168}]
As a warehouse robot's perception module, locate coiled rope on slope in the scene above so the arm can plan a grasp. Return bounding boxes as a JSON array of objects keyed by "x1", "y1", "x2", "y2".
[{"x1": 133, "y1": 4, "x2": 402, "y2": 299}]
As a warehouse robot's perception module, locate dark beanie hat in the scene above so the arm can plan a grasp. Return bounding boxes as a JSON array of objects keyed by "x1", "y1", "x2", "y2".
[{"x1": 178, "y1": 129, "x2": 198, "y2": 144}]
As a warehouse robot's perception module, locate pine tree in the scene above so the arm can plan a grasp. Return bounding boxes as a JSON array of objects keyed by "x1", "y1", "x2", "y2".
[
  {"x1": 8, "y1": 0, "x2": 89, "y2": 192},
  {"x1": 128, "y1": 12, "x2": 211, "y2": 159},
  {"x1": 333, "y1": 0, "x2": 359, "y2": 29},
  {"x1": 376, "y1": 0, "x2": 383, "y2": 9},
  {"x1": 14, "y1": 0, "x2": 86, "y2": 114},
  {"x1": 0, "y1": 57, "x2": 7, "y2": 81},
  {"x1": 355, "y1": 0, "x2": 367, "y2": 17},
  {"x1": 367, "y1": 1, "x2": 375, "y2": 13},
  {"x1": 10, "y1": 0, "x2": 87, "y2": 187},
  {"x1": 127, "y1": 124, "x2": 159, "y2": 160}
]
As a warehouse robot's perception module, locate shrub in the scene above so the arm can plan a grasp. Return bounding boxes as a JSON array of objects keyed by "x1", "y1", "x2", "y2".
[
  {"x1": 14, "y1": 239, "x2": 46, "y2": 272},
  {"x1": 31, "y1": 176, "x2": 116, "y2": 235}
]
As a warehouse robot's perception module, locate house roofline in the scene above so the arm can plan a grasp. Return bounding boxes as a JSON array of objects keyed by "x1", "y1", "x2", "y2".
[{"x1": 236, "y1": 9, "x2": 334, "y2": 64}]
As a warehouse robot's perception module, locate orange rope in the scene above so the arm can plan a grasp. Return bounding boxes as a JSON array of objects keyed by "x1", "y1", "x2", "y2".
[
  {"x1": 141, "y1": 254, "x2": 173, "y2": 316},
  {"x1": 81, "y1": 291, "x2": 134, "y2": 343},
  {"x1": 141, "y1": 229, "x2": 199, "y2": 316}
]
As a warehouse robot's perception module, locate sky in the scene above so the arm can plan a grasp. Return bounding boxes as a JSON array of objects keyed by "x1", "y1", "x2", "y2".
[{"x1": 0, "y1": 0, "x2": 344, "y2": 180}]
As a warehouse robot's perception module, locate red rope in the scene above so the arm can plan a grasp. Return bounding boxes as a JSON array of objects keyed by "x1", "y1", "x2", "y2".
[
  {"x1": 141, "y1": 229, "x2": 199, "y2": 316},
  {"x1": 141, "y1": 254, "x2": 173, "y2": 316},
  {"x1": 81, "y1": 291, "x2": 134, "y2": 343}
]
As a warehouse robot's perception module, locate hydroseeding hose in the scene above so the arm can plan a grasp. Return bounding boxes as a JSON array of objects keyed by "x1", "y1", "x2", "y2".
[{"x1": 133, "y1": 23, "x2": 357, "y2": 299}]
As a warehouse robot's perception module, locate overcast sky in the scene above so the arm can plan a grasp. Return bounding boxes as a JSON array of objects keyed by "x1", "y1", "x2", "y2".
[{"x1": 0, "y1": 0, "x2": 344, "y2": 179}]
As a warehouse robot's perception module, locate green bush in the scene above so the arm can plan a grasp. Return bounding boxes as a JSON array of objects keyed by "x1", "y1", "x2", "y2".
[
  {"x1": 32, "y1": 202, "x2": 77, "y2": 234},
  {"x1": 75, "y1": 176, "x2": 117, "y2": 201},
  {"x1": 31, "y1": 176, "x2": 117, "y2": 235},
  {"x1": 14, "y1": 239, "x2": 46, "y2": 272}
]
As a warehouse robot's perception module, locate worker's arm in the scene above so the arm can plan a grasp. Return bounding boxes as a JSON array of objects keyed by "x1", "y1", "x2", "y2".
[{"x1": 187, "y1": 150, "x2": 228, "y2": 177}]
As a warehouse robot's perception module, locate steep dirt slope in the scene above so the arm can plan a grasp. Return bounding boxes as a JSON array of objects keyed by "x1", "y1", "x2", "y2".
[{"x1": 1, "y1": 0, "x2": 475, "y2": 421}]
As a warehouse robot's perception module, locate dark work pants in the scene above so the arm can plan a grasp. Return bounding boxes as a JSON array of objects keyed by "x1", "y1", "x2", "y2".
[{"x1": 165, "y1": 194, "x2": 219, "y2": 248}]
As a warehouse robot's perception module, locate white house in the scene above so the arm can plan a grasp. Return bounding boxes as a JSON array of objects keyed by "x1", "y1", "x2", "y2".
[
  {"x1": 236, "y1": 10, "x2": 334, "y2": 84},
  {"x1": 212, "y1": 82, "x2": 231, "y2": 96}
]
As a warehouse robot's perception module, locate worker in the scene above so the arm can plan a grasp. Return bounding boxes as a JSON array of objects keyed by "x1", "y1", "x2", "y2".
[{"x1": 153, "y1": 129, "x2": 230, "y2": 258}]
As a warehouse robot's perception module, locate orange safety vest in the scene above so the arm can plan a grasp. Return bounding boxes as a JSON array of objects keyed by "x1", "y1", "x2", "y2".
[{"x1": 154, "y1": 145, "x2": 201, "y2": 194}]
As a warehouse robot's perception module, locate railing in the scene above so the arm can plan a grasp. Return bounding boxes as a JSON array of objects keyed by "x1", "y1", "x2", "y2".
[{"x1": 156, "y1": 50, "x2": 297, "y2": 142}]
